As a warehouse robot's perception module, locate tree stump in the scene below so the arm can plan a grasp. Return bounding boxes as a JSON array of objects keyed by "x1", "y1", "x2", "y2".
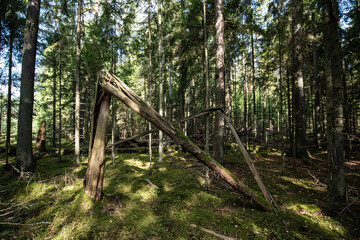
[{"x1": 35, "y1": 120, "x2": 46, "y2": 152}]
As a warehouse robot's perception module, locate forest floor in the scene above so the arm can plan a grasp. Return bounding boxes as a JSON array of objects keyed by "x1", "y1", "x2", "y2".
[{"x1": 0, "y1": 143, "x2": 359, "y2": 239}]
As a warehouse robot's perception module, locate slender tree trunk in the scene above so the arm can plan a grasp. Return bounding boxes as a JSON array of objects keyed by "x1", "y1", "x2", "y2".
[
  {"x1": 278, "y1": 9, "x2": 285, "y2": 173},
  {"x1": 5, "y1": 30, "x2": 13, "y2": 166},
  {"x1": 15, "y1": 0, "x2": 41, "y2": 172},
  {"x1": 158, "y1": 0, "x2": 163, "y2": 162},
  {"x1": 203, "y1": 0, "x2": 210, "y2": 191},
  {"x1": 292, "y1": 0, "x2": 306, "y2": 157},
  {"x1": 214, "y1": 0, "x2": 225, "y2": 163},
  {"x1": 52, "y1": 57, "x2": 57, "y2": 147},
  {"x1": 169, "y1": 61, "x2": 173, "y2": 122},
  {"x1": 323, "y1": 0, "x2": 346, "y2": 207},
  {"x1": 243, "y1": 55, "x2": 248, "y2": 149},
  {"x1": 58, "y1": 51, "x2": 62, "y2": 162},
  {"x1": 180, "y1": 60, "x2": 187, "y2": 130},
  {"x1": 286, "y1": 62, "x2": 293, "y2": 153},
  {"x1": 148, "y1": 0, "x2": 153, "y2": 170},
  {"x1": 204, "y1": 0, "x2": 209, "y2": 153},
  {"x1": 251, "y1": 29, "x2": 257, "y2": 154},
  {"x1": 111, "y1": 47, "x2": 117, "y2": 166},
  {"x1": 342, "y1": 57, "x2": 350, "y2": 159},
  {"x1": 75, "y1": 0, "x2": 82, "y2": 166},
  {"x1": 313, "y1": 44, "x2": 322, "y2": 148}
]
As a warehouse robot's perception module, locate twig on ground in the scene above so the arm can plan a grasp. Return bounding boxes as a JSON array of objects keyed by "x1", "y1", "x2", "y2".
[
  {"x1": 0, "y1": 221, "x2": 49, "y2": 226},
  {"x1": 340, "y1": 201, "x2": 355, "y2": 216},
  {"x1": 189, "y1": 223, "x2": 236, "y2": 240},
  {"x1": 145, "y1": 179, "x2": 159, "y2": 189},
  {"x1": 307, "y1": 170, "x2": 326, "y2": 188}
]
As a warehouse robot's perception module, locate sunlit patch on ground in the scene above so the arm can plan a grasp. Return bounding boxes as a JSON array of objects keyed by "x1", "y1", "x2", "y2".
[{"x1": 0, "y1": 147, "x2": 359, "y2": 239}]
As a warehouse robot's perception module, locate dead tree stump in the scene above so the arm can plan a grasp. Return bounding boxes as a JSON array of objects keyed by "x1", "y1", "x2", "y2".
[
  {"x1": 84, "y1": 94, "x2": 111, "y2": 201},
  {"x1": 35, "y1": 120, "x2": 46, "y2": 152}
]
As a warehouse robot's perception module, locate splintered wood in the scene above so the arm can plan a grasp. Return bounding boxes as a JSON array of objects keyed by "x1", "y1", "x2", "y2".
[{"x1": 95, "y1": 72, "x2": 273, "y2": 211}]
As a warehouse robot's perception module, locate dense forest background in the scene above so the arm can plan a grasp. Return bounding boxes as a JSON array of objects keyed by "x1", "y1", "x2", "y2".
[{"x1": 0, "y1": 0, "x2": 360, "y2": 238}]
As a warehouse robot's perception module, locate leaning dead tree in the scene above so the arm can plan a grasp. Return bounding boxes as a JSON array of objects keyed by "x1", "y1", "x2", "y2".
[{"x1": 84, "y1": 72, "x2": 273, "y2": 211}]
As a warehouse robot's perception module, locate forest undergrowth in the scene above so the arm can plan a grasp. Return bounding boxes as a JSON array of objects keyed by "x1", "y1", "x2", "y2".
[{"x1": 0, "y1": 144, "x2": 359, "y2": 239}]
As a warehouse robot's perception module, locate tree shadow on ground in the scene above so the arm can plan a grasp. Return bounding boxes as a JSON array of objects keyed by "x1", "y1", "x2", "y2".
[{"x1": 0, "y1": 149, "x2": 359, "y2": 239}]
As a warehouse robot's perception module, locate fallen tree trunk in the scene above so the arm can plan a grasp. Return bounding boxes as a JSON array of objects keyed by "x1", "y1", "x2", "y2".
[
  {"x1": 222, "y1": 113, "x2": 275, "y2": 206},
  {"x1": 99, "y1": 72, "x2": 272, "y2": 211},
  {"x1": 104, "y1": 105, "x2": 275, "y2": 206}
]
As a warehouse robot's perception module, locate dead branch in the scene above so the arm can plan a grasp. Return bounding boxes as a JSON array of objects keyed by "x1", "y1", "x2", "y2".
[
  {"x1": 145, "y1": 179, "x2": 159, "y2": 189},
  {"x1": 189, "y1": 223, "x2": 236, "y2": 240},
  {"x1": 0, "y1": 221, "x2": 49, "y2": 226}
]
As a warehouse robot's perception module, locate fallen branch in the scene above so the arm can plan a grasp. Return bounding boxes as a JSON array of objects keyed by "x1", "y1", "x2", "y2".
[
  {"x1": 307, "y1": 170, "x2": 326, "y2": 188},
  {"x1": 0, "y1": 221, "x2": 49, "y2": 226},
  {"x1": 189, "y1": 223, "x2": 236, "y2": 240},
  {"x1": 106, "y1": 130, "x2": 157, "y2": 149},
  {"x1": 145, "y1": 179, "x2": 159, "y2": 189}
]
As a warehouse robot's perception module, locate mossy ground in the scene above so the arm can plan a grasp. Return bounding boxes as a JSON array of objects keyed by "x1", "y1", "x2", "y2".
[{"x1": 0, "y1": 144, "x2": 359, "y2": 239}]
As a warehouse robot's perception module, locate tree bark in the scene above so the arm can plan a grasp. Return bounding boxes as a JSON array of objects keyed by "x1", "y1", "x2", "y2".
[
  {"x1": 322, "y1": 0, "x2": 346, "y2": 207},
  {"x1": 75, "y1": 0, "x2": 82, "y2": 166},
  {"x1": 158, "y1": 0, "x2": 164, "y2": 162},
  {"x1": 243, "y1": 54, "x2": 248, "y2": 149},
  {"x1": 203, "y1": 0, "x2": 210, "y2": 152},
  {"x1": 148, "y1": 0, "x2": 153, "y2": 169},
  {"x1": 292, "y1": 0, "x2": 306, "y2": 157},
  {"x1": 58, "y1": 50, "x2": 62, "y2": 162},
  {"x1": 214, "y1": 0, "x2": 225, "y2": 163},
  {"x1": 52, "y1": 57, "x2": 57, "y2": 147},
  {"x1": 15, "y1": 0, "x2": 41, "y2": 172},
  {"x1": 35, "y1": 121, "x2": 46, "y2": 152},
  {"x1": 251, "y1": 28, "x2": 257, "y2": 154},
  {"x1": 313, "y1": 44, "x2": 322, "y2": 148},
  {"x1": 203, "y1": 0, "x2": 210, "y2": 190},
  {"x1": 84, "y1": 94, "x2": 111, "y2": 201},
  {"x1": 5, "y1": 29, "x2": 13, "y2": 166}
]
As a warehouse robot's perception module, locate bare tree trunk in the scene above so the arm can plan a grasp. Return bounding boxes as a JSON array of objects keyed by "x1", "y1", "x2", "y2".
[
  {"x1": 148, "y1": 0, "x2": 153, "y2": 170},
  {"x1": 243, "y1": 54, "x2": 248, "y2": 149},
  {"x1": 84, "y1": 94, "x2": 111, "y2": 201},
  {"x1": 251, "y1": 30, "x2": 257, "y2": 154},
  {"x1": 75, "y1": 0, "x2": 82, "y2": 166},
  {"x1": 203, "y1": 0, "x2": 210, "y2": 191},
  {"x1": 286, "y1": 62, "x2": 293, "y2": 154},
  {"x1": 214, "y1": 0, "x2": 225, "y2": 163},
  {"x1": 5, "y1": 29, "x2": 13, "y2": 166},
  {"x1": 313, "y1": 45, "x2": 322, "y2": 148},
  {"x1": 52, "y1": 58, "x2": 57, "y2": 147},
  {"x1": 278, "y1": 6, "x2": 285, "y2": 173},
  {"x1": 158, "y1": 0, "x2": 163, "y2": 162},
  {"x1": 323, "y1": 0, "x2": 346, "y2": 207},
  {"x1": 58, "y1": 51, "x2": 62, "y2": 162},
  {"x1": 292, "y1": 0, "x2": 306, "y2": 157},
  {"x1": 15, "y1": 0, "x2": 41, "y2": 172}
]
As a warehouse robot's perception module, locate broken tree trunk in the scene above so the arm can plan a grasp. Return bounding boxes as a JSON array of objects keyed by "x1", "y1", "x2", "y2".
[
  {"x1": 84, "y1": 92, "x2": 111, "y2": 201},
  {"x1": 99, "y1": 72, "x2": 272, "y2": 211},
  {"x1": 105, "y1": 107, "x2": 275, "y2": 206},
  {"x1": 223, "y1": 113, "x2": 275, "y2": 205},
  {"x1": 35, "y1": 121, "x2": 46, "y2": 152}
]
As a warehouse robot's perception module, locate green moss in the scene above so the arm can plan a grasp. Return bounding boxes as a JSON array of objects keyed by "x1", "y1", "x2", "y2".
[{"x1": 0, "y1": 147, "x2": 358, "y2": 239}]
